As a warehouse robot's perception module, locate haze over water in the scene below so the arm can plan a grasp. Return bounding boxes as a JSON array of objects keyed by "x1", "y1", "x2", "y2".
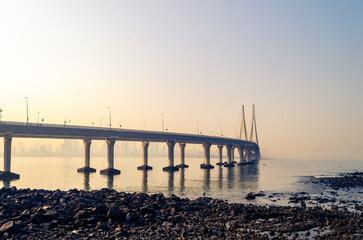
[{"x1": 1, "y1": 1, "x2": 363, "y2": 161}]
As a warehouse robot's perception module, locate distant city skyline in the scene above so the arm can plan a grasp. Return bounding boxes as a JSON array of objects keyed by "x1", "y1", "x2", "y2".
[
  {"x1": 4, "y1": 139, "x2": 210, "y2": 159},
  {"x1": 1, "y1": 1, "x2": 362, "y2": 160}
]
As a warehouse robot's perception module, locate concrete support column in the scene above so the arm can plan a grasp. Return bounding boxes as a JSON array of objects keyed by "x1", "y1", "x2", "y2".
[
  {"x1": 251, "y1": 146, "x2": 260, "y2": 161},
  {"x1": 201, "y1": 143, "x2": 214, "y2": 169},
  {"x1": 0, "y1": 133, "x2": 20, "y2": 180},
  {"x1": 163, "y1": 141, "x2": 178, "y2": 172},
  {"x1": 100, "y1": 137, "x2": 121, "y2": 175},
  {"x1": 176, "y1": 143, "x2": 189, "y2": 168},
  {"x1": 251, "y1": 150, "x2": 256, "y2": 161},
  {"x1": 137, "y1": 141, "x2": 152, "y2": 170},
  {"x1": 78, "y1": 139, "x2": 96, "y2": 173},
  {"x1": 4, "y1": 134, "x2": 12, "y2": 172},
  {"x1": 237, "y1": 145, "x2": 246, "y2": 165},
  {"x1": 224, "y1": 144, "x2": 235, "y2": 167},
  {"x1": 216, "y1": 145, "x2": 223, "y2": 165}
]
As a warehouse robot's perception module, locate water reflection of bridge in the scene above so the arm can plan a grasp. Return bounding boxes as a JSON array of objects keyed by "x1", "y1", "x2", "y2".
[{"x1": 88, "y1": 161, "x2": 259, "y2": 195}]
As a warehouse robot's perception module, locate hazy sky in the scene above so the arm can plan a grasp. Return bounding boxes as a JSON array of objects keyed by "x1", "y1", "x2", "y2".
[{"x1": 1, "y1": 1, "x2": 362, "y2": 159}]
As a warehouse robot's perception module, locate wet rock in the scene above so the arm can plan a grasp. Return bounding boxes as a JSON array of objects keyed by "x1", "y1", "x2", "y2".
[
  {"x1": 254, "y1": 191, "x2": 265, "y2": 197},
  {"x1": 310, "y1": 173, "x2": 363, "y2": 190},
  {"x1": 73, "y1": 210, "x2": 88, "y2": 219},
  {"x1": 0, "y1": 221, "x2": 17, "y2": 232},
  {"x1": 91, "y1": 204, "x2": 107, "y2": 215},
  {"x1": 245, "y1": 192, "x2": 256, "y2": 200},
  {"x1": 107, "y1": 207, "x2": 125, "y2": 220},
  {"x1": 140, "y1": 205, "x2": 155, "y2": 216},
  {"x1": 30, "y1": 213, "x2": 44, "y2": 223}
]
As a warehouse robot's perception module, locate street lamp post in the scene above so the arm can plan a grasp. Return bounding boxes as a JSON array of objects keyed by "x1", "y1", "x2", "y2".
[
  {"x1": 100, "y1": 118, "x2": 103, "y2": 127},
  {"x1": 25, "y1": 97, "x2": 29, "y2": 123},
  {"x1": 37, "y1": 112, "x2": 40, "y2": 124},
  {"x1": 160, "y1": 114, "x2": 164, "y2": 132},
  {"x1": 107, "y1": 107, "x2": 111, "y2": 128},
  {"x1": 196, "y1": 120, "x2": 199, "y2": 135}
]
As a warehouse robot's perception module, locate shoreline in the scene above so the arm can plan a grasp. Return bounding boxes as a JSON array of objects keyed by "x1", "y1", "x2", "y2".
[{"x1": 0, "y1": 173, "x2": 362, "y2": 239}]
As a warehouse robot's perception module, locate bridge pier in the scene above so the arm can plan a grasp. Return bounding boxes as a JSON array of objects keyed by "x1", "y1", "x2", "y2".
[
  {"x1": 100, "y1": 137, "x2": 121, "y2": 175},
  {"x1": 250, "y1": 145, "x2": 260, "y2": 161},
  {"x1": 216, "y1": 145, "x2": 223, "y2": 165},
  {"x1": 163, "y1": 141, "x2": 178, "y2": 172},
  {"x1": 201, "y1": 143, "x2": 214, "y2": 169},
  {"x1": 0, "y1": 133, "x2": 20, "y2": 180},
  {"x1": 237, "y1": 145, "x2": 246, "y2": 165},
  {"x1": 231, "y1": 146, "x2": 236, "y2": 163},
  {"x1": 78, "y1": 139, "x2": 96, "y2": 173},
  {"x1": 137, "y1": 141, "x2": 152, "y2": 170},
  {"x1": 176, "y1": 143, "x2": 188, "y2": 168},
  {"x1": 224, "y1": 144, "x2": 235, "y2": 167},
  {"x1": 251, "y1": 149, "x2": 257, "y2": 162}
]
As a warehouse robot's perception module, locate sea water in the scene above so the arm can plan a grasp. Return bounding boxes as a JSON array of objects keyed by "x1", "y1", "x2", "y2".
[{"x1": 2, "y1": 157, "x2": 362, "y2": 201}]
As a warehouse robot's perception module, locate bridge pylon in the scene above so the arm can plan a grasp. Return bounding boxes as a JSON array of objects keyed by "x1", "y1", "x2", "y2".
[
  {"x1": 249, "y1": 105, "x2": 259, "y2": 146},
  {"x1": 239, "y1": 105, "x2": 248, "y2": 140}
]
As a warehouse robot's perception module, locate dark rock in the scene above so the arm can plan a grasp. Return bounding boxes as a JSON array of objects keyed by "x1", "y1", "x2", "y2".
[
  {"x1": 44, "y1": 210, "x2": 60, "y2": 220},
  {"x1": 140, "y1": 206, "x2": 155, "y2": 216},
  {"x1": 245, "y1": 192, "x2": 256, "y2": 200},
  {"x1": 254, "y1": 191, "x2": 265, "y2": 197},
  {"x1": 74, "y1": 210, "x2": 88, "y2": 219},
  {"x1": 107, "y1": 207, "x2": 125, "y2": 220},
  {"x1": 92, "y1": 205, "x2": 108, "y2": 215},
  {"x1": 30, "y1": 213, "x2": 44, "y2": 223},
  {"x1": 0, "y1": 221, "x2": 17, "y2": 232}
]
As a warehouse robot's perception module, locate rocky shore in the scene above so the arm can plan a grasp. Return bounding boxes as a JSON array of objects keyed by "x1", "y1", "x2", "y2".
[
  {"x1": 0, "y1": 186, "x2": 361, "y2": 239},
  {"x1": 309, "y1": 172, "x2": 363, "y2": 190},
  {"x1": 0, "y1": 172, "x2": 362, "y2": 239}
]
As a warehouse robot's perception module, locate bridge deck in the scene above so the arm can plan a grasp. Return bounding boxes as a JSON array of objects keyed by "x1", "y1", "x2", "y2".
[{"x1": 0, "y1": 121, "x2": 257, "y2": 146}]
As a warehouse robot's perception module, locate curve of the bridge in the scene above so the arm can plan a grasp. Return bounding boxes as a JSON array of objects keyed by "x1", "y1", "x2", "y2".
[{"x1": 0, "y1": 121, "x2": 257, "y2": 147}]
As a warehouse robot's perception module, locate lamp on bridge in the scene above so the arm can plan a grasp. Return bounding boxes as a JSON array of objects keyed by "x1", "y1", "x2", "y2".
[
  {"x1": 25, "y1": 97, "x2": 29, "y2": 124},
  {"x1": 160, "y1": 114, "x2": 164, "y2": 132},
  {"x1": 107, "y1": 107, "x2": 111, "y2": 128}
]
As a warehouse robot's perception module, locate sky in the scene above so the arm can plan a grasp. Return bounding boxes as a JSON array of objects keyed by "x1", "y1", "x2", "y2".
[{"x1": 0, "y1": 0, "x2": 362, "y2": 160}]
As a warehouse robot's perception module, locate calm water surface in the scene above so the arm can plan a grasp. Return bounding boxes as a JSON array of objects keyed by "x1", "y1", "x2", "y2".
[{"x1": 3, "y1": 156, "x2": 362, "y2": 202}]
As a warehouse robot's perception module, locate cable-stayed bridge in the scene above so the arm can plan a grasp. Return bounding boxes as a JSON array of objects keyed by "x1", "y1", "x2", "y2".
[{"x1": 0, "y1": 107, "x2": 260, "y2": 180}]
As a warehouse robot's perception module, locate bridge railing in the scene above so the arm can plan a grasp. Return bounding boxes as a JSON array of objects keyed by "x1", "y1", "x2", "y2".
[
  {"x1": 0, "y1": 120, "x2": 165, "y2": 133},
  {"x1": 0, "y1": 120, "x2": 216, "y2": 138}
]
